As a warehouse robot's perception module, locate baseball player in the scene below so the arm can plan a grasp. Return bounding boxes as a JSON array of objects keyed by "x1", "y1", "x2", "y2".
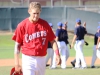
[
  {"x1": 12, "y1": 2, "x2": 61, "y2": 75},
  {"x1": 51, "y1": 22, "x2": 68, "y2": 69},
  {"x1": 46, "y1": 23, "x2": 54, "y2": 67},
  {"x1": 91, "y1": 24, "x2": 100, "y2": 68},
  {"x1": 70, "y1": 22, "x2": 88, "y2": 67},
  {"x1": 71, "y1": 19, "x2": 87, "y2": 69},
  {"x1": 62, "y1": 21, "x2": 71, "y2": 61}
]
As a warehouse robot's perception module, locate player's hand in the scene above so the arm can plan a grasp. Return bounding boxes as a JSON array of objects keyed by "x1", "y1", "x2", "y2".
[
  {"x1": 83, "y1": 22, "x2": 86, "y2": 27},
  {"x1": 64, "y1": 21, "x2": 68, "y2": 25},
  {"x1": 56, "y1": 55, "x2": 61, "y2": 65},
  {"x1": 15, "y1": 65, "x2": 22, "y2": 74},
  {"x1": 71, "y1": 43, "x2": 74, "y2": 48}
]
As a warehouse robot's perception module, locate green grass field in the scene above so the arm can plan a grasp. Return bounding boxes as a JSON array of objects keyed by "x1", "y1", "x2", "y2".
[
  {"x1": 0, "y1": 33, "x2": 100, "y2": 75},
  {"x1": 0, "y1": 66, "x2": 100, "y2": 75},
  {"x1": 0, "y1": 33, "x2": 94, "y2": 59}
]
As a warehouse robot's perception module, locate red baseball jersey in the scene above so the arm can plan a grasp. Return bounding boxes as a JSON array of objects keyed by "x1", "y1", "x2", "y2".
[{"x1": 12, "y1": 18, "x2": 55, "y2": 56}]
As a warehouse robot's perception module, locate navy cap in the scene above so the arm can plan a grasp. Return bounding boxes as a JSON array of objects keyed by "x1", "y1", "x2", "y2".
[
  {"x1": 76, "y1": 18, "x2": 81, "y2": 23},
  {"x1": 97, "y1": 26, "x2": 100, "y2": 30},
  {"x1": 57, "y1": 22, "x2": 63, "y2": 26},
  {"x1": 98, "y1": 22, "x2": 100, "y2": 24},
  {"x1": 49, "y1": 23, "x2": 53, "y2": 27}
]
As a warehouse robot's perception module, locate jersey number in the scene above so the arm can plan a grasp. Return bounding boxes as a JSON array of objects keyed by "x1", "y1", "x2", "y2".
[{"x1": 42, "y1": 38, "x2": 46, "y2": 45}]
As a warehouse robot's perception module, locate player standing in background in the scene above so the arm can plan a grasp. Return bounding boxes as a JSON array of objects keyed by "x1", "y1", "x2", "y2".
[
  {"x1": 91, "y1": 24, "x2": 100, "y2": 68},
  {"x1": 51, "y1": 22, "x2": 68, "y2": 69},
  {"x1": 70, "y1": 22, "x2": 87, "y2": 67},
  {"x1": 12, "y1": 2, "x2": 61, "y2": 75},
  {"x1": 71, "y1": 19, "x2": 87, "y2": 69},
  {"x1": 46, "y1": 23, "x2": 54, "y2": 67},
  {"x1": 62, "y1": 21, "x2": 71, "y2": 62}
]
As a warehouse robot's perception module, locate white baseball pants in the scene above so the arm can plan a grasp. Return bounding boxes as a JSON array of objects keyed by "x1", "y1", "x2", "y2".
[
  {"x1": 46, "y1": 48, "x2": 54, "y2": 66},
  {"x1": 22, "y1": 54, "x2": 46, "y2": 75},
  {"x1": 74, "y1": 40, "x2": 87, "y2": 68},
  {"x1": 51, "y1": 41, "x2": 67, "y2": 69},
  {"x1": 66, "y1": 44, "x2": 70, "y2": 61},
  {"x1": 91, "y1": 45, "x2": 97, "y2": 66}
]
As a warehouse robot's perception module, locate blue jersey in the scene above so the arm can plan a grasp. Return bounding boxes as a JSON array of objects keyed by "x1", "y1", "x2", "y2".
[
  {"x1": 64, "y1": 30, "x2": 69, "y2": 44},
  {"x1": 56, "y1": 29, "x2": 69, "y2": 44},
  {"x1": 74, "y1": 26, "x2": 87, "y2": 40},
  {"x1": 94, "y1": 30, "x2": 100, "y2": 45}
]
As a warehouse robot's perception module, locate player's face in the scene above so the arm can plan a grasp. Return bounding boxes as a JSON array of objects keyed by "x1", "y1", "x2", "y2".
[{"x1": 28, "y1": 8, "x2": 41, "y2": 22}]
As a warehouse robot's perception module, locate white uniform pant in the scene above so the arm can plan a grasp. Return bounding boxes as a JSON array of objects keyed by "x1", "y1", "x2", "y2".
[
  {"x1": 91, "y1": 45, "x2": 97, "y2": 66},
  {"x1": 46, "y1": 48, "x2": 54, "y2": 66},
  {"x1": 22, "y1": 54, "x2": 46, "y2": 75},
  {"x1": 66, "y1": 45, "x2": 70, "y2": 61},
  {"x1": 74, "y1": 40, "x2": 87, "y2": 68},
  {"x1": 51, "y1": 41, "x2": 67, "y2": 68}
]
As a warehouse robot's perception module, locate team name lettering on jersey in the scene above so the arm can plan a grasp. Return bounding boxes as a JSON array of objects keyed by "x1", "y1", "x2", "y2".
[{"x1": 25, "y1": 31, "x2": 47, "y2": 43}]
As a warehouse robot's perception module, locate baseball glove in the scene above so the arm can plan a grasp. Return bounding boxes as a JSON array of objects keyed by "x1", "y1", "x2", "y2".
[
  {"x1": 85, "y1": 41, "x2": 89, "y2": 46},
  {"x1": 10, "y1": 67, "x2": 23, "y2": 75}
]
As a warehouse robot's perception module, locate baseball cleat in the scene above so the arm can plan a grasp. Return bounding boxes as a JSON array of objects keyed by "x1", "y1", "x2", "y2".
[
  {"x1": 91, "y1": 66, "x2": 97, "y2": 68},
  {"x1": 71, "y1": 62, "x2": 75, "y2": 67}
]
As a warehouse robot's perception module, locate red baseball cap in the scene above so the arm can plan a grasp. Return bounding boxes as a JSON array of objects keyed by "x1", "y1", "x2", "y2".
[{"x1": 10, "y1": 67, "x2": 23, "y2": 75}]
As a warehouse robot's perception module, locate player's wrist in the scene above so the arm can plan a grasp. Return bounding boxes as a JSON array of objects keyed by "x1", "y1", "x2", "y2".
[
  {"x1": 15, "y1": 62, "x2": 19, "y2": 65},
  {"x1": 55, "y1": 50, "x2": 60, "y2": 55}
]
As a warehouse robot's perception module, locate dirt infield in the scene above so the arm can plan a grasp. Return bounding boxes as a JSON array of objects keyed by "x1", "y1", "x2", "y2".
[
  {"x1": 0, "y1": 31, "x2": 99, "y2": 67},
  {"x1": 0, "y1": 57, "x2": 100, "y2": 66}
]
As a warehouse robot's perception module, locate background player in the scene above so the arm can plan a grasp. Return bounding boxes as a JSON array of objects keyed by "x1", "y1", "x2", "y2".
[
  {"x1": 51, "y1": 22, "x2": 68, "y2": 69},
  {"x1": 46, "y1": 23, "x2": 54, "y2": 67},
  {"x1": 91, "y1": 24, "x2": 100, "y2": 68},
  {"x1": 70, "y1": 22, "x2": 88, "y2": 67},
  {"x1": 62, "y1": 21, "x2": 71, "y2": 61},
  {"x1": 12, "y1": 2, "x2": 61, "y2": 75},
  {"x1": 71, "y1": 19, "x2": 87, "y2": 69}
]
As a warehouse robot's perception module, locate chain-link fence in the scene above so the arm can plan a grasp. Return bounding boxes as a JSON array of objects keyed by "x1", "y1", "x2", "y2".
[
  {"x1": 0, "y1": 0, "x2": 100, "y2": 13},
  {"x1": 0, "y1": 7, "x2": 100, "y2": 34},
  {"x1": 0, "y1": 0, "x2": 100, "y2": 7},
  {"x1": 0, "y1": 0, "x2": 100, "y2": 34}
]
